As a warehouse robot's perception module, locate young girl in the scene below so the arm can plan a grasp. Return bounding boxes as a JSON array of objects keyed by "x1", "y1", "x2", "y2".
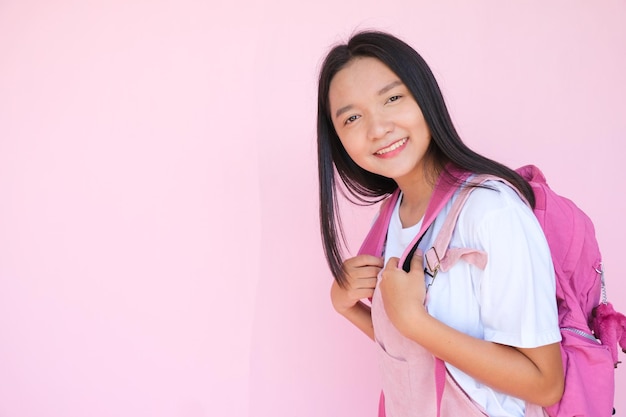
[{"x1": 317, "y1": 31, "x2": 564, "y2": 417}]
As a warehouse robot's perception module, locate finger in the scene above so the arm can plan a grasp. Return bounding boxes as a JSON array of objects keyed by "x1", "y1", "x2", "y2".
[
  {"x1": 384, "y1": 257, "x2": 400, "y2": 270},
  {"x1": 352, "y1": 277, "x2": 377, "y2": 290},
  {"x1": 342, "y1": 256, "x2": 383, "y2": 274},
  {"x1": 349, "y1": 266, "x2": 382, "y2": 279},
  {"x1": 354, "y1": 254, "x2": 385, "y2": 267},
  {"x1": 344, "y1": 270, "x2": 379, "y2": 291},
  {"x1": 353, "y1": 288, "x2": 375, "y2": 300}
]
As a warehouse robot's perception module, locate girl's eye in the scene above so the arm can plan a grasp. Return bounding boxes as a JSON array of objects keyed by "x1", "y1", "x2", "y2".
[
  {"x1": 388, "y1": 95, "x2": 401, "y2": 103},
  {"x1": 345, "y1": 115, "x2": 360, "y2": 125}
]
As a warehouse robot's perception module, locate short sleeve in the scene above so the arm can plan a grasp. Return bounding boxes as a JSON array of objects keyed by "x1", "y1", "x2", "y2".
[{"x1": 460, "y1": 182, "x2": 561, "y2": 348}]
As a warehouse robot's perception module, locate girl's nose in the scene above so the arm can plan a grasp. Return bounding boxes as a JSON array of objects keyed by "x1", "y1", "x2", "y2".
[{"x1": 367, "y1": 113, "x2": 394, "y2": 140}]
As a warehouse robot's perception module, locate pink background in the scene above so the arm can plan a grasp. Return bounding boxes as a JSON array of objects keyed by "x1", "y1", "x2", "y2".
[{"x1": 1, "y1": 1, "x2": 624, "y2": 416}]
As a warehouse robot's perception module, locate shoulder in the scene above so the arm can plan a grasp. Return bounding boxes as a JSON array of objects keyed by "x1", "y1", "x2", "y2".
[
  {"x1": 454, "y1": 180, "x2": 546, "y2": 248},
  {"x1": 461, "y1": 180, "x2": 535, "y2": 225}
]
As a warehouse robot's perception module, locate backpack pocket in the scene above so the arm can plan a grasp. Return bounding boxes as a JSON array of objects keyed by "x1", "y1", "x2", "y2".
[{"x1": 545, "y1": 330, "x2": 614, "y2": 417}]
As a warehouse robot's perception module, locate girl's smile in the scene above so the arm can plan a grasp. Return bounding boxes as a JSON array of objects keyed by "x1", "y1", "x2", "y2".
[{"x1": 374, "y1": 137, "x2": 409, "y2": 157}]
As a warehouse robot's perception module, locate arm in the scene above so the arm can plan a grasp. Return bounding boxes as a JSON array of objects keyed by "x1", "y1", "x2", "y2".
[
  {"x1": 330, "y1": 254, "x2": 384, "y2": 341},
  {"x1": 380, "y1": 256, "x2": 564, "y2": 406}
]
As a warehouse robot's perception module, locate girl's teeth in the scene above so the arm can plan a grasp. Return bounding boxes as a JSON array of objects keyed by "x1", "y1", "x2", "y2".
[{"x1": 377, "y1": 138, "x2": 407, "y2": 155}]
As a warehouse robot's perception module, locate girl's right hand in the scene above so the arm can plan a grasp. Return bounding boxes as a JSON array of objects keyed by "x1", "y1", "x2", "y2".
[{"x1": 330, "y1": 255, "x2": 384, "y2": 316}]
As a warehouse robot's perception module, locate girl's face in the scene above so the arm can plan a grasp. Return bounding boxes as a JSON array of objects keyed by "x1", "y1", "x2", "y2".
[{"x1": 328, "y1": 57, "x2": 432, "y2": 185}]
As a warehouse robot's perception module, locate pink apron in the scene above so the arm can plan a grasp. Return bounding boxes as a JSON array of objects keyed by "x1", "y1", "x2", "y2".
[{"x1": 371, "y1": 278, "x2": 548, "y2": 417}]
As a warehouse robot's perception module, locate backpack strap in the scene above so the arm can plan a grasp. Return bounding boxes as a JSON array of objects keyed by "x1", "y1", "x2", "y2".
[
  {"x1": 428, "y1": 174, "x2": 529, "y2": 417},
  {"x1": 357, "y1": 191, "x2": 401, "y2": 257},
  {"x1": 424, "y1": 175, "x2": 528, "y2": 276}
]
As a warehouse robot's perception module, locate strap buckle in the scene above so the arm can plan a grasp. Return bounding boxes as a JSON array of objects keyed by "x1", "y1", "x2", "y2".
[{"x1": 425, "y1": 246, "x2": 441, "y2": 279}]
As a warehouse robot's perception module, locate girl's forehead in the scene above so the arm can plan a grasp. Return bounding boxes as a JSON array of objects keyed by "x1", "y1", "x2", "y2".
[
  {"x1": 332, "y1": 57, "x2": 398, "y2": 86},
  {"x1": 328, "y1": 57, "x2": 403, "y2": 108}
]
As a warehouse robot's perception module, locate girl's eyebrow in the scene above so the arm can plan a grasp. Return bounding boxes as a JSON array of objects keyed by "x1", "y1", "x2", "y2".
[
  {"x1": 334, "y1": 80, "x2": 404, "y2": 119},
  {"x1": 377, "y1": 80, "x2": 403, "y2": 96},
  {"x1": 335, "y1": 104, "x2": 353, "y2": 119}
]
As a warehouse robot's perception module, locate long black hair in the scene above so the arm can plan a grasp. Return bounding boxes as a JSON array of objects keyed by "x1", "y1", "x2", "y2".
[{"x1": 317, "y1": 31, "x2": 535, "y2": 285}]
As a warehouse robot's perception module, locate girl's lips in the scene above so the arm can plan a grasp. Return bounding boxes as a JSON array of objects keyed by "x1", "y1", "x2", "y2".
[{"x1": 374, "y1": 138, "x2": 408, "y2": 158}]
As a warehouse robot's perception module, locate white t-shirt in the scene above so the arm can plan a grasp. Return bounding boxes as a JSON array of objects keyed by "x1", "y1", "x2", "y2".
[{"x1": 383, "y1": 180, "x2": 561, "y2": 417}]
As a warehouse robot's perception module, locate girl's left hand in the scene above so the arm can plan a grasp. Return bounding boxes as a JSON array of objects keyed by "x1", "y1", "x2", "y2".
[{"x1": 379, "y1": 254, "x2": 427, "y2": 336}]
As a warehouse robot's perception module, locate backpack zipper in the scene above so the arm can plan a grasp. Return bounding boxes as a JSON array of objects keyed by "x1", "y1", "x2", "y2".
[{"x1": 561, "y1": 327, "x2": 600, "y2": 343}]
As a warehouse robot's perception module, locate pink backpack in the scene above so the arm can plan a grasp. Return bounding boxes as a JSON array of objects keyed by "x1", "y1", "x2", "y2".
[{"x1": 364, "y1": 165, "x2": 625, "y2": 416}]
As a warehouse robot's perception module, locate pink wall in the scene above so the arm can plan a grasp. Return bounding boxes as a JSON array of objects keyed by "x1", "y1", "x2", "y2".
[{"x1": 1, "y1": 1, "x2": 624, "y2": 416}]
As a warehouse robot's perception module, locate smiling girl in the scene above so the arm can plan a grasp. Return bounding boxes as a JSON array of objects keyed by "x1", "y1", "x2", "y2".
[{"x1": 317, "y1": 31, "x2": 564, "y2": 417}]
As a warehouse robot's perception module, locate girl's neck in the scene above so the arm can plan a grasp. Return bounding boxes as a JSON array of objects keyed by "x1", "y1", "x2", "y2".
[{"x1": 396, "y1": 167, "x2": 436, "y2": 229}]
